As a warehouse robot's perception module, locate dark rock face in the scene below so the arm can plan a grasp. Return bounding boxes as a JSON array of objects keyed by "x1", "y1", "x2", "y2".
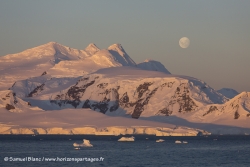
[
  {"x1": 97, "y1": 83, "x2": 108, "y2": 89},
  {"x1": 136, "y1": 82, "x2": 153, "y2": 99},
  {"x1": 6, "y1": 104, "x2": 15, "y2": 110},
  {"x1": 159, "y1": 108, "x2": 172, "y2": 116},
  {"x1": 27, "y1": 102, "x2": 31, "y2": 106},
  {"x1": 87, "y1": 86, "x2": 120, "y2": 114},
  {"x1": 41, "y1": 71, "x2": 47, "y2": 76},
  {"x1": 67, "y1": 80, "x2": 95, "y2": 100},
  {"x1": 247, "y1": 113, "x2": 250, "y2": 117},
  {"x1": 120, "y1": 92, "x2": 129, "y2": 103},
  {"x1": 160, "y1": 82, "x2": 175, "y2": 89},
  {"x1": 13, "y1": 92, "x2": 18, "y2": 104},
  {"x1": 3, "y1": 92, "x2": 18, "y2": 105},
  {"x1": 28, "y1": 84, "x2": 45, "y2": 97},
  {"x1": 92, "y1": 102, "x2": 109, "y2": 114},
  {"x1": 51, "y1": 77, "x2": 95, "y2": 108},
  {"x1": 234, "y1": 111, "x2": 240, "y2": 119},
  {"x1": 119, "y1": 92, "x2": 130, "y2": 108},
  {"x1": 174, "y1": 84, "x2": 197, "y2": 113},
  {"x1": 159, "y1": 83, "x2": 197, "y2": 116},
  {"x1": 82, "y1": 99, "x2": 91, "y2": 108},
  {"x1": 11, "y1": 82, "x2": 16, "y2": 88},
  {"x1": 131, "y1": 82, "x2": 157, "y2": 119},
  {"x1": 52, "y1": 78, "x2": 149, "y2": 115},
  {"x1": 203, "y1": 106, "x2": 218, "y2": 116},
  {"x1": 50, "y1": 78, "x2": 199, "y2": 119}
]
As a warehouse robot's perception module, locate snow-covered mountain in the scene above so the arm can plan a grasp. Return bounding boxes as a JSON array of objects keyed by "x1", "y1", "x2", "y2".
[
  {"x1": 217, "y1": 88, "x2": 239, "y2": 99},
  {"x1": 0, "y1": 42, "x2": 87, "y2": 90},
  {"x1": 85, "y1": 43, "x2": 100, "y2": 56},
  {"x1": 107, "y1": 43, "x2": 136, "y2": 66},
  {"x1": 8, "y1": 66, "x2": 250, "y2": 134},
  {"x1": 0, "y1": 42, "x2": 161, "y2": 90},
  {"x1": 0, "y1": 42, "x2": 249, "y2": 135},
  {"x1": 13, "y1": 67, "x2": 226, "y2": 112}
]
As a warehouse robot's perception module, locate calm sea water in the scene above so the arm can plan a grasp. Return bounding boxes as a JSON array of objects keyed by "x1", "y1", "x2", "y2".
[{"x1": 0, "y1": 135, "x2": 250, "y2": 167}]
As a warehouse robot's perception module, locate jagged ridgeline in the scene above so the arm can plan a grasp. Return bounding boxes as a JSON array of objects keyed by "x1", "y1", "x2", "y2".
[{"x1": 0, "y1": 42, "x2": 170, "y2": 91}]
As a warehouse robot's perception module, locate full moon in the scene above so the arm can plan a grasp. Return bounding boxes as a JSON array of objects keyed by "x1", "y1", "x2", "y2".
[{"x1": 179, "y1": 37, "x2": 190, "y2": 48}]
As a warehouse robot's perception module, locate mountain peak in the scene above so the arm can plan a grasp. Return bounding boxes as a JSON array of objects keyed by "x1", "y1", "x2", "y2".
[
  {"x1": 106, "y1": 43, "x2": 136, "y2": 66},
  {"x1": 86, "y1": 43, "x2": 98, "y2": 49},
  {"x1": 18, "y1": 41, "x2": 62, "y2": 56},
  {"x1": 47, "y1": 41, "x2": 57, "y2": 45},
  {"x1": 85, "y1": 43, "x2": 100, "y2": 55},
  {"x1": 137, "y1": 59, "x2": 171, "y2": 74},
  {"x1": 43, "y1": 41, "x2": 62, "y2": 47},
  {"x1": 144, "y1": 59, "x2": 154, "y2": 62},
  {"x1": 108, "y1": 43, "x2": 124, "y2": 51}
]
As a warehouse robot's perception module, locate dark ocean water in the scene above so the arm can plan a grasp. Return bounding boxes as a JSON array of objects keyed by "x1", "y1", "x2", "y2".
[{"x1": 0, "y1": 135, "x2": 250, "y2": 167}]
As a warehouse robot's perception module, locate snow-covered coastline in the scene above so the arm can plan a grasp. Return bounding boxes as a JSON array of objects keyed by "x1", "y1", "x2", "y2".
[
  {"x1": 0, "y1": 125, "x2": 205, "y2": 136},
  {"x1": 0, "y1": 108, "x2": 207, "y2": 136}
]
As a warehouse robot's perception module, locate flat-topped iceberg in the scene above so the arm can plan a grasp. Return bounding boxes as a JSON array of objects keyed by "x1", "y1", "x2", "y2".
[
  {"x1": 118, "y1": 136, "x2": 135, "y2": 142},
  {"x1": 156, "y1": 139, "x2": 165, "y2": 142}
]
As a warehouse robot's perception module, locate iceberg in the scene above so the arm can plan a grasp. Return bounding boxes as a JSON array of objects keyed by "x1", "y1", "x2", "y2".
[
  {"x1": 175, "y1": 140, "x2": 182, "y2": 144},
  {"x1": 118, "y1": 136, "x2": 135, "y2": 142},
  {"x1": 156, "y1": 139, "x2": 165, "y2": 143},
  {"x1": 74, "y1": 147, "x2": 80, "y2": 150},
  {"x1": 73, "y1": 139, "x2": 93, "y2": 147}
]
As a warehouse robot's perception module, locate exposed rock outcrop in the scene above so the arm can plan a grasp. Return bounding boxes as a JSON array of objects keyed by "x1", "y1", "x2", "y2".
[{"x1": 6, "y1": 104, "x2": 15, "y2": 110}]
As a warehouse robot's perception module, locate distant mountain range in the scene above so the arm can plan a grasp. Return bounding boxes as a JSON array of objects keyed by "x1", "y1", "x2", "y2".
[{"x1": 0, "y1": 42, "x2": 249, "y2": 135}]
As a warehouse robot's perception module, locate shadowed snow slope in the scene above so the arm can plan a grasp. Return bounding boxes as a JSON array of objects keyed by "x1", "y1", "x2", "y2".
[
  {"x1": 137, "y1": 59, "x2": 171, "y2": 74},
  {"x1": 217, "y1": 88, "x2": 239, "y2": 99},
  {"x1": 107, "y1": 43, "x2": 136, "y2": 66}
]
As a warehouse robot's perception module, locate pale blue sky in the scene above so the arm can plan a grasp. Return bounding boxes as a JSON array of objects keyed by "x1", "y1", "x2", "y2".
[{"x1": 0, "y1": 1, "x2": 249, "y2": 92}]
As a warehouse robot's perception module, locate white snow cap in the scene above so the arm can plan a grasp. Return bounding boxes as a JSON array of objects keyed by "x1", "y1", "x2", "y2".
[
  {"x1": 106, "y1": 43, "x2": 136, "y2": 66},
  {"x1": 85, "y1": 43, "x2": 100, "y2": 55},
  {"x1": 144, "y1": 59, "x2": 154, "y2": 62},
  {"x1": 108, "y1": 43, "x2": 124, "y2": 51}
]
